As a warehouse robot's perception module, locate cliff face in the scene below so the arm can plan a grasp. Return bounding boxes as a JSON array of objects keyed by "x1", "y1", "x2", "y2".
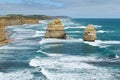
[
  {"x1": 45, "y1": 19, "x2": 66, "y2": 39},
  {"x1": 0, "y1": 15, "x2": 39, "y2": 46},
  {"x1": 22, "y1": 19, "x2": 39, "y2": 24},
  {"x1": 0, "y1": 23, "x2": 10, "y2": 46},
  {"x1": 0, "y1": 15, "x2": 39, "y2": 26},
  {"x1": 0, "y1": 18, "x2": 22, "y2": 26},
  {"x1": 83, "y1": 25, "x2": 96, "y2": 42},
  {"x1": 0, "y1": 23, "x2": 6, "y2": 41}
]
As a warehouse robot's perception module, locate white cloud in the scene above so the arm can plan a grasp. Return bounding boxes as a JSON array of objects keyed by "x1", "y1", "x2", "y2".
[{"x1": 0, "y1": 0, "x2": 120, "y2": 18}]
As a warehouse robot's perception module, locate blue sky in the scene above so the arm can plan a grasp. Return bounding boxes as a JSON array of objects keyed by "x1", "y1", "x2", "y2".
[{"x1": 0, "y1": 0, "x2": 120, "y2": 18}]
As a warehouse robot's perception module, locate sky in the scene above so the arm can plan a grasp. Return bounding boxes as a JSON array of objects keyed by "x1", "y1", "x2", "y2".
[{"x1": 0, "y1": 0, "x2": 120, "y2": 18}]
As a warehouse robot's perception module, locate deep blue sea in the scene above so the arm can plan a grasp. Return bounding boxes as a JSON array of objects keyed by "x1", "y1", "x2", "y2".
[{"x1": 0, "y1": 18, "x2": 120, "y2": 80}]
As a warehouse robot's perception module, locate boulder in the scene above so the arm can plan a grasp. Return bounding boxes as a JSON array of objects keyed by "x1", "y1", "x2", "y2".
[
  {"x1": 45, "y1": 19, "x2": 66, "y2": 39},
  {"x1": 83, "y1": 25, "x2": 96, "y2": 41}
]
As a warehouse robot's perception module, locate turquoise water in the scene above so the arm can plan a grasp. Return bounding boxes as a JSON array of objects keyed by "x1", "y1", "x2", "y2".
[{"x1": 0, "y1": 19, "x2": 120, "y2": 80}]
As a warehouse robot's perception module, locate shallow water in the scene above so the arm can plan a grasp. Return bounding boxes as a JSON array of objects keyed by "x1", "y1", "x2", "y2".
[{"x1": 0, "y1": 19, "x2": 120, "y2": 80}]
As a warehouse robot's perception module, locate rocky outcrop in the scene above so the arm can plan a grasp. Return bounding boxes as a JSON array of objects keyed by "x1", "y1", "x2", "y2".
[
  {"x1": 45, "y1": 19, "x2": 66, "y2": 39},
  {"x1": 0, "y1": 23, "x2": 10, "y2": 46},
  {"x1": 83, "y1": 25, "x2": 96, "y2": 41}
]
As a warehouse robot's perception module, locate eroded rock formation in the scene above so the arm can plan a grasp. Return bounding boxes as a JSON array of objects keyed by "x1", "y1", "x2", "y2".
[
  {"x1": 45, "y1": 19, "x2": 66, "y2": 39},
  {"x1": 0, "y1": 23, "x2": 10, "y2": 46},
  {"x1": 83, "y1": 25, "x2": 96, "y2": 41}
]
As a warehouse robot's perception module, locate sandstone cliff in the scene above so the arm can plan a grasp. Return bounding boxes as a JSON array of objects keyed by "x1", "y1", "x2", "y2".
[
  {"x1": 0, "y1": 15, "x2": 39, "y2": 46},
  {"x1": 0, "y1": 23, "x2": 10, "y2": 46},
  {"x1": 45, "y1": 19, "x2": 66, "y2": 39},
  {"x1": 0, "y1": 15, "x2": 39, "y2": 26},
  {"x1": 83, "y1": 25, "x2": 96, "y2": 41}
]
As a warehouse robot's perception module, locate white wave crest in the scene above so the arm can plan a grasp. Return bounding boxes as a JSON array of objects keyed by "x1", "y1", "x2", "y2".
[
  {"x1": 97, "y1": 30, "x2": 113, "y2": 33},
  {"x1": 40, "y1": 43, "x2": 63, "y2": 49},
  {"x1": 0, "y1": 45, "x2": 34, "y2": 50},
  {"x1": 83, "y1": 40, "x2": 120, "y2": 48},
  {"x1": 39, "y1": 38, "x2": 83, "y2": 45},
  {"x1": 29, "y1": 55, "x2": 113, "y2": 80},
  {"x1": 94, "y1": 25, "x2": 102, "y2": 28},
  {"x1": 66, "y1": 31, "x2": 81, "y2": 33},
  {"x1": 29, "y1": 56, "x2": 97, "y2": 69},
  {"x1": 64, "y1": 26, "x2": 86, "y2": 30},
  {"x1": 39, "y1": 38, "x2": 120, "y2": 48},
  {"x1": 13, "y1": 28, "x2": 34, "y2": 32},
  {"x1": 41, "y1": 68, "x2": 52, "y2": 80},
  {"x1": 37, "y1": 50, "x2": 65, "y2": 57},
  {"x1": 64, "y1": 25, "x2": 101, "y2": 30},
  {"x1": 0, "y1": 69, "x2": 34, "y2": 80},
  {"x1": 32, "y1": 31, "x2": 45, "y2": 37}
]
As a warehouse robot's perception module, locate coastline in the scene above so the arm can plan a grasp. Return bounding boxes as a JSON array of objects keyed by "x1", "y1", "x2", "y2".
[
  {"x1": 0, "y1": 15, "x2": 40, "y2": 46},
  {"x1": 0, "y1": 39, "x2": 12, "y2": 46}
]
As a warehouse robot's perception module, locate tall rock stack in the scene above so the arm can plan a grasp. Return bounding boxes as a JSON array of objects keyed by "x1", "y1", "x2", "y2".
[
  {"x1": 45, "y1": 19, "x2": 66, "y2": 39},
  {"x1": 83, "y1": 25, "x2": 96, "y2": 41}
]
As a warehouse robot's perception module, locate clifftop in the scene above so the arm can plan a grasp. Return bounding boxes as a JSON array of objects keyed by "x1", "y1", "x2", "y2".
[
  {"x1": 0, "y1": 15, "x2": 40, "y2": 26},
  {"x1": 0, "y1": 14, "x2": 70, "y2": 20}
]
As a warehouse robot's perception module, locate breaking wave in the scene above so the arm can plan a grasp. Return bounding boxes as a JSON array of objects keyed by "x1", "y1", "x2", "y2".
[
  {"x1": 29, "y1": 54, "x2": 115, "y2": 80},
  {"x1": 32, "y1": 31, "x2": 45, "y2": 37},
  {"x1": 64, "y1": 25, "x2": 102, "y2": 30},
  {"x1": 83, "y1": 40, "x2": 120, "y2": 48},
  {"x1": 0, "y1": 69, "x2": 34, "y2": 80},
  {"x1": 64, "y1": 26, "x2": 86, "y2": 30},
  {"x1": 39, "y1": 38, "x2": 120, "y2": 48},
  {"x1": 97, "y1": 30, "x2": 114, "y2": 33},
  {"x1": 39, "y1": 38, "x2": 83, "y2": 45}
]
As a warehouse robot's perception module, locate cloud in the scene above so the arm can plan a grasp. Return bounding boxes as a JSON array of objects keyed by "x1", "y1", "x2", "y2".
[
  {"x1": 0, "y1": 0, "x2": 64, "y2": 8},
  {"x1": 23, "y1": 0, "x2": 64, "y2": 7},
  {"x1": 0, "y1": 0, "x2": 120, "y2": 18}
]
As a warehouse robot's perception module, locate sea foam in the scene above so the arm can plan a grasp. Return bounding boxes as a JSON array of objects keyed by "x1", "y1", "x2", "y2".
[
  {"x1": 39, "y1": 39, "x2": 120, "y2": 48},
  {"x1": 64, "y1": 25, "x2": 102, "y2": 30},
  {"x1": 97, "y1": 30, "x2": 113, "y2": 33},
  {"x1": 39, "y1": 38, "x2": 83, "y2": 45},
  {"x1": 0, "y1": 45, "x2": 34, "y2": 50},
  {"x1": 83, "y1": 40, "x2": 120, "y2": 48},
  {"x1": 32, "y1": 31, "x2": 45, "y2": 37},
  {"x1": 64, "y1": 26, "x2": 86, "y2": 30},
  {"x1": 0, "y1": 69, "x2": 34, "y2": 80},
  {"x1": 29, "y1": 55, "x2": 113, "y2": 80}
]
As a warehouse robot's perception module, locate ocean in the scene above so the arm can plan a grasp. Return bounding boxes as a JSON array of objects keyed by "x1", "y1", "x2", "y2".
[{"x1": 0, "y1": 18, "x2": 120, "y2": 80}]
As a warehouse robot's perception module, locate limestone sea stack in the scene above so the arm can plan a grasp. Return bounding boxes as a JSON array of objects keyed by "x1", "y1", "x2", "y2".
[
  {"x1": 45, "y1": 19, "x2": 66, "y2": 39},
  {"x1": 83, "y1": 25, "x2": 96, "y2": 41}
]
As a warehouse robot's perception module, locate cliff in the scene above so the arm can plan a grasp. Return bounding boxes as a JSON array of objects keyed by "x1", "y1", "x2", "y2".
[
  {"x1": 0, "y1": 14, "x2": 40, "y2": 46},
  {"x1": 0, "y1": 15, "x2": 39, "y2": 26},
  {"x1": 0, "y1": 23, "x2": 10, "y2": 46}
]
